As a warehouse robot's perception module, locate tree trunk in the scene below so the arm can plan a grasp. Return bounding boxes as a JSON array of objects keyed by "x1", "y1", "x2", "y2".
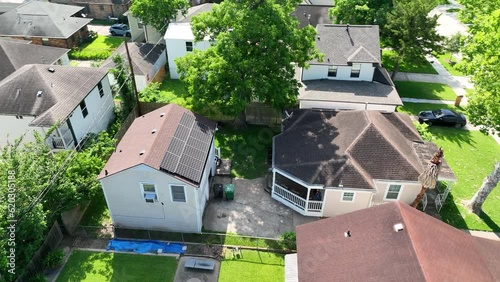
[
  {"x1": 466, "y1": 162, "x2": 500, "y2": 215},
  {"x1": 232, "y1": 110, "x2": 247, "y2": 129},
  {"x1": 411, "y1": 186, "x2": 427, "y2": 208},
  {"x1": 390, "y1": 57, "x2": 400, "y2": 81}
]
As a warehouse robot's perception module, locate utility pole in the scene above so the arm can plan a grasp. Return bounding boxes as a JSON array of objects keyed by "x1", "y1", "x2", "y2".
[{"x1": 124, "y1": 41, "x2": 141, "y2": 115}]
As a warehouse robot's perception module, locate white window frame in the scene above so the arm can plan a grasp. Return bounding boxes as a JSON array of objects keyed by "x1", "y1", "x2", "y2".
[
  {"x1": 170, "y1": 184, "x2": 187, "y2": 203},
  {"x1": 327, "y1": 66, "x2": 338, "y2": 77},
  {"x1": 384, "y1": 184, "x2": 403, "y2": 201},
  {"x1": 140, "y1": 182, "x2": 158, "y2": 203},
  {"x1": 341, "y1": 191, "x2": 355, "y2": 202},
  {"x1": 350, "y1": 63, "x2": 361, "y2": 78}
]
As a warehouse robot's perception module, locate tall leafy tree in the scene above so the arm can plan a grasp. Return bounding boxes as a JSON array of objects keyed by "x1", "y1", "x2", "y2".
[
  {"x1": 459, "y1": 0, "x2": 500, "y2": 24},
  {"x1": 329, "y1": 0, "x2": 392, "y2": 32},
  {"x1": 176, "y1": 0, "x2": 322, "y2": 126},
  {"x1": 385, "y1": 0, "x2": 444, "y2": 79},
  {"x1": 129, "y1": 0, "x2": 189, "y2": 33},
  {"x1": 459, "y1": 10, "x2": 500, "y2": 133}
]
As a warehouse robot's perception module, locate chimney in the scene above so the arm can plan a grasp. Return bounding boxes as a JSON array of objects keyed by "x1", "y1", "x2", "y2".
[{"x1": 393, "y1": 223, "x2": 404, "y2": 232}]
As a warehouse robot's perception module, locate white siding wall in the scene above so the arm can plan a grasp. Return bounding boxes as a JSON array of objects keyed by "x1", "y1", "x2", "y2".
[
  {"x1": 68, "y1": 76, "x2": 114, "y2": 144},
  {"x1": 322, "y1": 189, "x2": 373, "y2": 217},
  {"x1": 127, "y1": 14, "x2": 144, "y2": 42},
  {"x1": 100, "y1": 164, "x2": 203, "y2": 233},
  {"x1": 371, "y1": 180, "x2": 422, "y2": 205},
  {"x1": 0, "y1": 115, "x2": 45, "y2": 148},
  {"x1": 145, "y1": 25, "x2": 163, "y2": 44},
  {"x1": 302, "y1": 63, "x2": 374, "y2": 81},
  {"x1": 134, "y1": 75, "x2": 147, "y2": 92},
  {"x1": 299, "y1": 100, "x2": 396, "y2": 112},
  {"x1": 366, "y1": 104, "x2": 397, "y2": 112}
]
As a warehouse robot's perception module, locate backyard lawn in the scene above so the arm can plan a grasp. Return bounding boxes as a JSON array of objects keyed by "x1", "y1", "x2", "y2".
[
  {"x1": 397, "y1": 102, "x2": 465, "y2": 116},
  {"x1": 435, "y1": 53, "x2": 466, "y2": 76},
  {"x1": 215, "y1": 125, "x2": 279, "y2": 179},
  {"x1": 429, "y1": 127, "x2": 500, "y2": 232},
  {"x1": 69, "y1": 35, "x2": 125, "y2": 60},
  {"x1": 382, "y1": 50, "x2": 438, "y2": 74},
  {"x1": 395, "y1": 81, "x2": 457, "y2": 101},
  {"x1": 219, "y1": 250, "x2": 285, "y2": 282},
  {"x1": 56, "y1": 250, "x2": 178, "y2": 282},
  {"x1": 79, "y1": 192, "x2": 111, "y2": 227}
]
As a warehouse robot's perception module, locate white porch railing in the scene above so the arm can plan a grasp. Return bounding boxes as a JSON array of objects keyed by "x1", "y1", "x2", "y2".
[
  {"x1": 52, "y1": 137, "x2": 65, "y2": 149},
  {"x1": 422, "y1": 193, "x2": 428, "y2": 211},
  {"x1": 274, "y1": 184, "x2": 305, "y2": 210},
  {"x1": 307, "y1": 200, "x2": 323, "y2": 212}
]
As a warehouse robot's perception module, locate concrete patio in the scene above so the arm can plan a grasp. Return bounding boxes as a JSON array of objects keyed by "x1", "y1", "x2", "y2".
[{"x1": 203, "y1": 176, "x2": 318, "y2": 238}]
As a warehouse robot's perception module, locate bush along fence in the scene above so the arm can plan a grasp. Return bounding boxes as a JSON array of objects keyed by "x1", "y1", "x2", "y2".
[{"x1": 74, "y1": 225, "x2": 296, "y2": 253}]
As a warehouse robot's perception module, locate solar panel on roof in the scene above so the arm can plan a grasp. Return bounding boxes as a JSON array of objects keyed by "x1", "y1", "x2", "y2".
[{"x1": 160, "y1": 112, "x2": 214, "y2": 184}]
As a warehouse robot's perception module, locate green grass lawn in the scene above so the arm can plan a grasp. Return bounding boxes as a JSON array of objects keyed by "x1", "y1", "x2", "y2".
[
  {"x1": 397, "y1": 102, "x2": 465, "y2": 116},
  {"x1": 79, "y1": 192, "x2": 111, "y2": 227},
  {"x1": 382, "y1": 50, "x2": 438, "y2": 74},
  {"x1": 429, "y1": 128, "x2": 500, "y2": 232},
  {"x1": 56, "y1": 250, "x2": 178, "y2": 282},
  {"x1": 215, "y1": 125, "x2": 279, "y2": 178},
  {"x1": 435, "y1": 53, "x2": 466, "y2": 76},
  {"x1": 70, "y1": 35, "x2": 125, "y2": 60},
  {"x1": 219, "y1": 250, "x2": 284, "y2": 282},
  {"x1": 395, "y1": 81, "x2": 457, "y2": 100},
  {"x1": 152, "y1": 78, "x2": 192, "y2": 108}
]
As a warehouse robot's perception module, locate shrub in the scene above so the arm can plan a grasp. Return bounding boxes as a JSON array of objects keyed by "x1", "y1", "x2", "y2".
[
  {"x1": 414, "y1": 121, "x2": 433, "y2": 141},
  {"x1": 29, "y1": 273, "x2": 48, "y2": 282},
  {"x1": 43, "y1": 249, "x2": 64, "y2": 269},
  {"x1": 280, "y1": 231, "x2": 296, "y2": 250},
  {"x1": 69, "y1": 49, "x2": 112, "y2": 60}
]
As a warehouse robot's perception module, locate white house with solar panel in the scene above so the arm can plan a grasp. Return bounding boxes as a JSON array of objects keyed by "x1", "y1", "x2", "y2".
[{"x1": 97, "y1": 104, "x2": 218, "y2": 233}]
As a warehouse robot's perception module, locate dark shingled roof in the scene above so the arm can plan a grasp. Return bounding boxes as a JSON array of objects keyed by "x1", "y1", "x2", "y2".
[
  {"x1": 101, "y1": 42, "x2": 165, "y2": 76},
  {"x1": 0, "y1": 1, "x2": 91, "y2": 38},
  {"x1": 291, "y1": 5, "x2": 331, "y2": 28},
  {"x1": 98, "y1": 104, "x2": 216, "y2": 186},
  {"x1": 274, "y1": 110, "x2": 429, "y2": 189},
  {"x1": 312, "y1": 24, "x2": 381, "y2": 65},
  {"x1": 0, "y1": 64, "x2": 107, "y2": 126},
  {"x1": 299, "y1": 80, "x2": 402, "y2": 106},
  {"x1": 296, "y1": 202, "x2": 500, "y2": 282},
  {"x1": 0, "y1": 39, "x2": 69, "y2": 81}
]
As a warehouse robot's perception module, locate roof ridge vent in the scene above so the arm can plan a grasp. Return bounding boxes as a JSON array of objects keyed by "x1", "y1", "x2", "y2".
[{"x1": 393, "y1": 223, "x2": 404, "y2": 232}]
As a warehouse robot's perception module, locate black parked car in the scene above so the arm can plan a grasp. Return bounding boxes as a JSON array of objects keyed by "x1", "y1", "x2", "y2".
[{"x1": 418, "y1": 109, "x2": 467, "y2": 128}]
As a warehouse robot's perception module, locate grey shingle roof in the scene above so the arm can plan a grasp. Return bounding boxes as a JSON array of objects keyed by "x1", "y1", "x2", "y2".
[
  {"x1": 312, "y1": 24, "x2": 381, "y2": 65},
  {"x1": 0, "y1": 64, "x2": 107, "y2": 126},
  {"x1": 177, "y1": 3, "x2": 213, "y2": 23},
  {"x1": 0, "y1": 1, "x2": 91, "y2": 38},
  {"x1": 0, "y1": 39, "x2": 69, "y2": 81},
  {"x1": 292, "y1": 5, "x2": 331, "y2": 28},
  {"x1": 274, "y1": 110, "x2": 427, "y2": 189},
  {"x1": 299, "y1": 80, "x2": 403, "y2": 106},
  {"x1": 98, "y1": 104, "x2": 216, "y2": 186},
  {"x1": 101, "y1": 42, "x2": 165, "y2": 76}
]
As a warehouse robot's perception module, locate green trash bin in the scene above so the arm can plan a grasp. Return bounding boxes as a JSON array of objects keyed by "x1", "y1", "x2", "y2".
[{"x1": 224, "y1": 184, "x2": 234, "y2": 201}]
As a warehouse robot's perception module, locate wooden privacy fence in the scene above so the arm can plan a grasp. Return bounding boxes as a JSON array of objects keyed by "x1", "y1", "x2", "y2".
[{"x1": 16, "y1": 222, "x2": 64, "y2": 281}]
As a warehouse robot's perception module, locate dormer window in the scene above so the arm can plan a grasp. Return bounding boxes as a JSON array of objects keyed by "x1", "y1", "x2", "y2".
[
  {"x1": 350, "y1": 63, "x2": 361, "y2": 78},
  {"x1": 328, "y1": 66, "x2": 338, "y2": 77}
]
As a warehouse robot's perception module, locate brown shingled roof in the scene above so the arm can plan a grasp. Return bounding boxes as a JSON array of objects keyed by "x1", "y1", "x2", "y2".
[
  {"x1": 98, "y1": 104, "x2": 216, "y2": 186},
  {"x1": 296, "y1": 202, "x2": 500, "y2": 282}
]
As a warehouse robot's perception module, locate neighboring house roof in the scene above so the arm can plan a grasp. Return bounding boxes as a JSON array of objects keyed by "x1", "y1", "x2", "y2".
[
  {"x1": 292, "y1": 5, "x2": 332, "y2": 28},
  {"x1": 274, "y1": 110, "x2": 456, "y2": 189},
  {"x1": 312, "y1": 24, "x2": 381, "y2": 65},
  {"x1": 66, "y1": 0, "x2": 129, "y2": 5},
  {"x1": 296, "y1": 202, "x2": 500, "y2": 282},
  {"x1": 176, "y1": 3, "x2": 213, "y2": 23},
  {"x1": 0, "y1": 64, "x2": 107, "y2": 126},
  {"x1": 298, "y1": 80, "x2": 402, "y2": 106},
  {"x1": 0, "y1": 1, "x2": 91, "y2": 38},
  {"x1": 0, "y1": 39, "x2": 69, "y2": 81},
  {"x1": 101, "y1": 42, "x2": 165, "y2": 76},
  {"x1": 98, "y1": 104, "x2": 217, "y2": 186}
]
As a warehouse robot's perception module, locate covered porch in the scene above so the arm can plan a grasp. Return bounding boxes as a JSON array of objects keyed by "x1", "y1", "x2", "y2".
[
  {"x1": 271, "y1": 170, "x2": 324, "y2": 217},
  {"x1": 45, "y1": 121, "x2": 75, "y2": 150}
]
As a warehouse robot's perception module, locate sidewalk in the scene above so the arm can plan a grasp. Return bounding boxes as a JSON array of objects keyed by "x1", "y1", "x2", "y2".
[{"x1": 462, "y1": 230, "x2": 500, "y2": 241}]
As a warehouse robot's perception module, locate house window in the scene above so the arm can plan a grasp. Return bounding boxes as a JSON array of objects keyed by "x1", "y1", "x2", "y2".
[
  {"x1": 350, "y1": 63, "x2": 361, "y2": 78},
  {"x1": 186, "y1": 42, "x2": 193, "y2": 52},
  {"x1": 327, "y1": 66, "x2": 338, "y2": 77},
  {"x1": 42, "y1": 38, "x2": 49, "y2": 46},
  {"x1": 342, "y1": 192, "x2": 355, "y2": 202},
  {"x1": 79, "y1": 100, "x2": 88, "y2": 118},
  {"x1": 15, "y1": 115, "x2": 23, "y2": 119},
  {"x1": 141, "y1": 183, "x2": 157, "y2": 203},
  {"x1": 385, "y1": 184, "x2": 402, "y2": 200},
  {"x1": 171, "y1": 185, "x2": 186, "y2": 202},
  {"x1": 138, "y1": 20, "x2": 144, "y2": 29},
  {"x1": 99, "y1": 4, "x2": 104, "y2": 10},
  {"x1": 97, "y1": 81, "x2": 104, "y2": 98}
]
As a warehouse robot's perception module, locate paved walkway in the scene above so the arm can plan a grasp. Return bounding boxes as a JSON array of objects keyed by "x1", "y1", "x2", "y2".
[
  {"x1": 463, "y1": 230, "x2": 500, "y2": 241},
  {"x1": 429, "y1": 0, "x2": 469, "y2": 38},
  {"x1": 401, "y1": 97, "x2": 455, "y2": 104}
]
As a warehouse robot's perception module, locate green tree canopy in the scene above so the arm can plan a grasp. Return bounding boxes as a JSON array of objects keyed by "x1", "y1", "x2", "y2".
[
  {"x1": 129, "y1": 0, "x2": 189, "y2": 33},
  {"x1": 385, "y1": 0, "x2": 444, "y2": 78},
  {"x1": 459, "y1": 0, "x2": 500, "y2": 24},
  {"x1": 175, "y1": 0, "x2": 322, "y2": 121},
  {"x1": 329, "y1": 0, "x2": 392, "y2": 32},
  {"x1": 460, "y1": 10, "x2": 500, "y2": 133}
]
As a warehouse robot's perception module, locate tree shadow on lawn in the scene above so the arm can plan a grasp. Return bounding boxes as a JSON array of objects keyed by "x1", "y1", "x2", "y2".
[
  {"x1": 477, "y1": 211, "x2": 500, "y2": 232},
  {"x1": 440, "y1": 194, "x2": 500, "y2": 232},
  {"x1": 395, "y1": 81, "x2": 455, "y2": 100},
  {"x1": 429, "y1": 127, "x2": 476, "y2": 148},
  {"x1": 59, "y1": 251, "x2": 113, "y2": 282}
]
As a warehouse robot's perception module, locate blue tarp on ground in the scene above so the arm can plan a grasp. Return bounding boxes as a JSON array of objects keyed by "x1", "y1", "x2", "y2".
[{"x1": 106, "y1": 239, "x2": 185, "y2": 254}]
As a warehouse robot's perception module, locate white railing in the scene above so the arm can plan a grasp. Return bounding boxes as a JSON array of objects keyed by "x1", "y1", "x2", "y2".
[
  {"x1": 422, "y1": 193, "x2": 428, "y2": 211},
  {"x1": 307, "y1": 200, "x2": 323, "y2": 212},
  {"x1": 435, "y1": 194, "x2": 443, "y2": 212},
  {"x1": 273, "y1": 184, "x2": 306, "y2": 210}
]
